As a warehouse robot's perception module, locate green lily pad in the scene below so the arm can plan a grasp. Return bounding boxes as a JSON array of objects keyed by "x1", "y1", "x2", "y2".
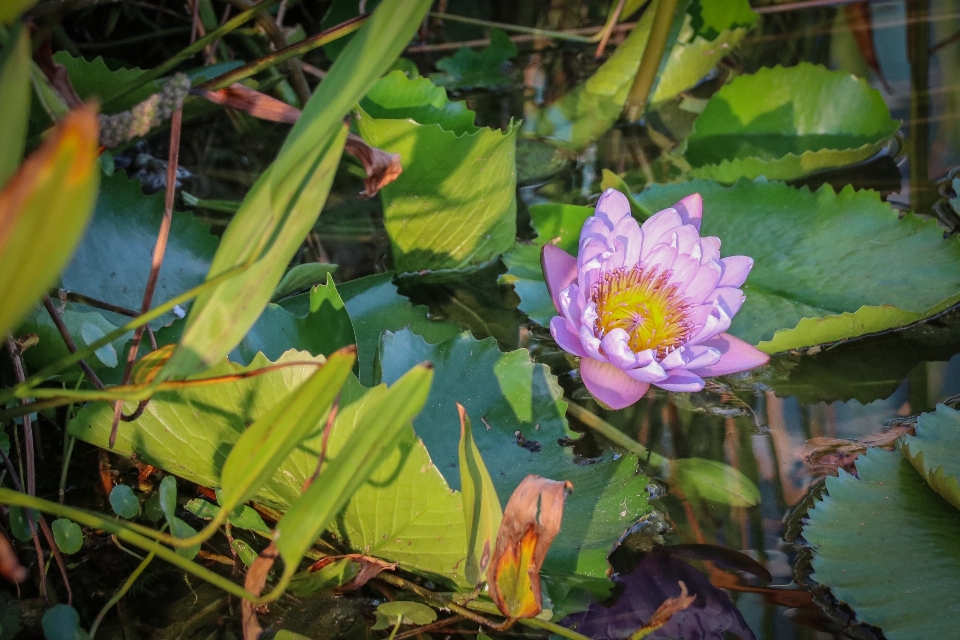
[
  {"x1": 109, "y1": 485, "x2": 140, "y2": 519},
  {"x1": 51, "y1": 52, "x2": 158, "y2": 114},
  {"x1": 51, "y1": 518, "x2": 83, "y2": 554},
  {"x1": 62, "y1": 172, "x2": 219, "y2": 329},
  {"x1": 430, "y1": 28, "x2": 517, "y2": 90},
  {"x1": 686, "y1": 63, "x2": 899, "y2": 182},
  {"x1": 356, "y1": 72, "x2": 518, "y2": 274},
  {"x1": 902, "y1": 404, "x2": 960, "y2": 511},
  {"x1": 68, "y1": 350, "x2": 469, "y2": 587},
  {"x1": 503, "y1": 181, "x2": 960, "y2": 352},
  {"x1": 271, "y1": 263, "x2": 338, "y2": 302},
  {"x1": 804, "y1": 447, "x2": 960, "y2": 639},
  {"x1": 379, "y1": 329, "x2": 653, "y2": 585}
]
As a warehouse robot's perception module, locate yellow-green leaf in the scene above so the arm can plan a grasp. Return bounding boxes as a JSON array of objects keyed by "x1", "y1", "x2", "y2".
[{"x1": 457, "y1": 403, "x2": 503, "y2": 586}]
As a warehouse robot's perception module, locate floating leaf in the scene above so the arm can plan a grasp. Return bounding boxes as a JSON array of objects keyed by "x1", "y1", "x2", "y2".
[
  {"x1": 41, "y1": 605, "x2": 90, "y2": 640},
  {"x1": 231, "y1": 276, "x2": 355, "y2": 365},
  {"x1": 275, "y1": 272, "x2": 459, "y2": 386},
  {"x1": 161, "y1": 0, "x2": 432, "y2": 377},
  {"x1": 667, "y1": 458, "x2": 760, "y2": 507},
  {"x1": 69, "y1": 351, "x2": 464, "y2": 585},
  {"x1": 685, "y1": 63, "x2": 899, "y2": 182},
  {"x1": 505, "y1": 181, "x2": 960, "y2": 352},
  {"x1": 902, "y1": 404, "x2": 960, "y2": 511},
  {"x1": 372, "y1": 601, "x2": 436, "y2": 630},
  {"x1": 458, "y1": 404, "x2": 503, "y2": 586},
  {"x1": 62, "y1": 172, "x2": 218, "y2": 329},
  {"x1": 0, "y1": 105, "x2": 99, "y2": 339},
  {"x1": 430, "y1": 28, "x2": 517, "y2": 90},
  {"x1": 51, "y1": 519, "x2": 83, "y2": 554},
  {"x1": 488, "y1": 475, "x2": 572, "y2": 619},
  {"x1": 7, "y1": 506, "x2": 38, "y2": 542},
  {"x1": 109, "y1": 485, "x2": 140, "y2": 519},
  {"x1": 380, "y1": 330, "x2": 653, "y2": 587},
  {"x1": 356, "y1": 72, "x2": 518, "y2": 274},
  {"x1": 271, "y1": 263, "x2": 338, "y2": 302},
  {"x1": 804, "y1": 448, "x2": 960, "y2": 639}
]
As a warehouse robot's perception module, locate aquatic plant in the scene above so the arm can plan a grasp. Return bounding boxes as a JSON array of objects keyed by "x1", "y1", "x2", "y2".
[{"x1": 542, "y1": 189, "x2": 768, "y2": 408}]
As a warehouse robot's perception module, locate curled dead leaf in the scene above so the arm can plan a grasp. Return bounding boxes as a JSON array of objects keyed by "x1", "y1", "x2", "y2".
[
  {"x1": 630, "y1": 581, "x2": 696, "y2": 639},
  {"x1": 305, "y1": 553, "x2": 396, "y2": 592},
  {"x1": 487, "y1": 475, "x2": 572, "y2": 620},
  {"x1": 344, "y1": 133, "x2": 402, "y2": 199},
  {"x1": 800, "y1": 422, "x2": 914, "y2": 477},
  {"x1": 194, "y1": 84, "x2": 301, "y2": 124}
]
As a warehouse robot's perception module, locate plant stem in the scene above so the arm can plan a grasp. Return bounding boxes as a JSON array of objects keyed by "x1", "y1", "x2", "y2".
[
  {"x1": 429, "y1": 12, "x2": 598, "y2": 43},
  {"x1": 199, "y1": 13, "x2": 368, "y2": 91},
  {"x1": 42, "y1": 295, "x2": 105, "y2": 390},
  {"x1": 623, "y1": 0, "x2": 678, "y2": 121},
  {"x1": 89, "y1": 549, "x2": 156, "y2": 638},
  {"x1": 101, "y1": 0, "x2": 283, "y2": 110},
  {"x1": 464, "y1": 600, "x2": 592, "y2": 640},
  {"x1": 566, "y1": 401, "x2": 666, "y2": 466}
]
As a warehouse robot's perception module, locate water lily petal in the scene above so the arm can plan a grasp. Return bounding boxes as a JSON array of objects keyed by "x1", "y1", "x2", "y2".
[
  {"x1": 700, "y1": 236, "x2": 720, "y2": 265},
  {"x1": 645, "y1": 244, "x2": 678, "y2": 276},
  {"x1": 683, "y1": 262, "x2": 722, "y2": 303},
  {"x1": 689, "y1": 333, "x2": 770, "y2": 377},
  {"x1": 654, "y1": 371, "x2": 705, "y2": 393},
  {"x1": 634, "y1": 348, "x2": 656, "y2": 367},
  {"x1": 625, "y1": 360, "x2": 668, "y2": 383},
  {"x1": 579, "y1": 323, "x2": 604, "y2": 361},
  {"x1": 578, "y1": 236, "x2": 608, "y2": 271},
  {"x1": 674, "y1": 193, "x2": 702, "y2": 230},
  {"x1": 581, "y1": 357, "x2": 650, "y2": 409},
  {"x1": 542, "y1": 244, "x2": 577, "y2": 312},
  {"x1": 610, "y1": 214, "x2": 644, "y2": 265},
  {"x1": 550, "y1": 316, "x2": 587, "y2": 357},
  {"x1": 640, "y1": 208, "x2": 682, "y2": 260},
  {"x1": 688, "y1": 309, "x2": 724, "y2": 345},
  {"x1": 601, "y1": 329, "x2": 637, "y2": 369},
  {"x1": 559, "y1": 284, "x2": 585, "y2": 327},
  {"x1": 678, "y1": 344, "x2": 722, "y2": 370},
  {"x1": 667, "y1": 255, "x2": 699, "y2": 290},
  {"x1": 717, "y1": 256, "x2": 753, "y2": 288},
  {"x1": 672, "y1": 225, "x2": 701, "y2": 258},
  {"x1": 594, "y1": 188, "x2": 631, "y2": 228},
  {"x1": 713, "y1": 287, "x2": 746, "y2": 318}
]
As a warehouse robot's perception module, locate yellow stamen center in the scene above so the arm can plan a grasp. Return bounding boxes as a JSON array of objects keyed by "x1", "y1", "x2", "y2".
[{"x1": 592, "y1": 265, "x2": 691, "y2": 357}]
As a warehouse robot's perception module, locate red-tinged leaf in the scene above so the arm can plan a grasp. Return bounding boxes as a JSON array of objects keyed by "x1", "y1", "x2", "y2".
[
  {"x1": 842, "y1": 3, "x2": 892, "y2": 93},
  {"x1": 304, "y1": 553, "x2": 396, "y2": 592},
  {"x1": 0, "y1": 104, "x2": 99, "y2": 337},
  {"x1": 488, "y1": 475, "x2": 572, "y2": 619},
  {"x1": 194, "y1": 84, "x2": 301, "y2": 123}
]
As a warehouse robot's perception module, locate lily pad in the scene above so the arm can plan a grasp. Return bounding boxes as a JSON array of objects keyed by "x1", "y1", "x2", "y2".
[
  {"x1": 356, "y1": 72, "x2": 518, "y2": 274},
  {"x1": 67, "y1": 350, "x2": 469, "y2": 587},
  {"x1": 503, "y1": 181, "x2": 960, "y2": 352},
  {"x1": 430, "y1": 28, "x2": 517, "y2": 90},
  {"x1": 379, "y1": 329, "x2": 653, "y2": 585},
  {"x1": 62, "y1": 172, "x2": 219, "y2": 329},
  {"x1": 902, "y1": 404, "x2": 960, "y2": 511},
  {"x1": 804, "y1": 447, "x2": 960, "y2": 639},
  {"x1": 685, "y1": 63, "x2": 899, "y2": 182}
]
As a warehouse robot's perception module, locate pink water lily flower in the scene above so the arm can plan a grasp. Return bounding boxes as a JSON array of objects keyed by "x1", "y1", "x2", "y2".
[{"x1": 542, "y1": 189, "x2": 769, "y2": 410}]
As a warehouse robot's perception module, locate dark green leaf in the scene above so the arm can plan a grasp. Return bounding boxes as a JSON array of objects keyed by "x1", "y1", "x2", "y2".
[
  {"x1": 185, "y1": 498, "x2": 270, "y2": 532},
  {"x1": 8, "y1": 506, "x2": 38, "y2": 542},
  {"x1": 686, "y1": 63, "x2": 899, "y2": 182},
  {"x1": 356, "y1": 72, "x2": 518, "y2": 273},
  {"x1": 430, "y1": 28, "x2": 517, "y2": 90},
  {"x1": 109, "y1": 485, "x2": 140, "y2": 519},
  {"x1": 158, "y1": 475, "x2": 177, "y2": 521},
  {"x1": 231, "y1": 275, "x2": 355, "y2": 365},
  {"x1": 168, "y1": 517, "x2": 199, "y2": 560},
  {"x1": 51, "y1": 52, "x2": 158, "y2": 114},
  {"x1": 380, "y1": 330, "x2": 653, "y2": 585},
  {"x1": 62, "y1": 172, "x2": 218, "y2": 330},
  {"x1": 41, "y1": 605, "x2": 90, "y2": 640},
  {"x1": 804, "y1": 448, "x2": 960, "y2": 639},
  {"x1": 51, "y1": 519, "x2": 83, "y2": 554},
  {"x1": 272, "y1": 263, "x2": 338, "y2": 302}
]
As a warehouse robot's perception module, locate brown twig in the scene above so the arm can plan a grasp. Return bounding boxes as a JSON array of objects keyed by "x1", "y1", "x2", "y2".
[
  {"x1": 109, "y1": 107, "x2": 183, "y2": 448},
  {"x1": 393, "y1": 615, "x2": 465, "y2": 640},
  {"x1": 42, "y1": 295, "x2": 105, "y2": 390},
  {"x1": 595, "y1": 0, "x2": 626, "y2": 58}
]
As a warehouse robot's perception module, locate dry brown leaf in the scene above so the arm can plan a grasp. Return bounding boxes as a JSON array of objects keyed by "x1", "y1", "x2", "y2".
[
  {"x1": 194, "y1": 84, "x2": 301, "y2": 124},
  {"x1": 800, "y1": 422, "x2": 914, "y2": 477},
  {"x1": 345, "y1": 133, "x2": 402, "y2": 199},
  {"x1": 306, "y1": 553, "x2": 396, "y2": 592},
  {"x1": 487, "y1": 475, "x2": 573, "y2": 620}
]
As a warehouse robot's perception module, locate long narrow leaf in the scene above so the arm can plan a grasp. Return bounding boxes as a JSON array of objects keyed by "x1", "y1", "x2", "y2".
[
  {"x1": 218, "y1": 346, "x2": 356, "y2": 514},
  {"x1": 0, "y1": 26, "x2": 29, "y2": 187},
  {"x1": 161, "y1": 0, "x2": 432, "y2": 378},
  {"x1": 0, "y1": 105, "x2": 99, "y2": 338},
  {"x1": 272, "y1": 363, "x2": 433, "y2": 570},
  {"x1": 457, "y1": 403, "x2": 502, "y2": 586}
]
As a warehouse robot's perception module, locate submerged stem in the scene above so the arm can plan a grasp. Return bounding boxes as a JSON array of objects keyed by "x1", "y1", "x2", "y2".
[{"x1": 623, "y1": 0, "x2": 679, "y2": 121}]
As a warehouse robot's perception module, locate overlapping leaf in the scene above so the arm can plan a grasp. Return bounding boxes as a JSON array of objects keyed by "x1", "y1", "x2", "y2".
[
  {"x1": 685, "y1": 63, "x2": 899, "y2": 182},
  {"x1": 503, "y1": 181, "x2": 960, "y2": 352},
  {"x1": 62, "y1": 172, "x2": 218, "y2": 329},
  {"x1": 67, "y1": 350, "x2": 468, "y2": 586},
  {"x1": 379, "y1": 329, "x2": 653, "y2": 586},
  {"x1": 804, "y1": 447, "x2": 960, "y2": 639},
  {"x1": 902, "y1": 404, "x2": 960, "y2": 511},
  {"x1": 356, "y1": 72, "x2": 518, "y2": 274}
]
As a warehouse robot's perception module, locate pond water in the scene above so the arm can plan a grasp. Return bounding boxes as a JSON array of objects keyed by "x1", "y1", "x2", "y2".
[{"x1": 7, "y1": 1, "x2": 960, "y2": 639}]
